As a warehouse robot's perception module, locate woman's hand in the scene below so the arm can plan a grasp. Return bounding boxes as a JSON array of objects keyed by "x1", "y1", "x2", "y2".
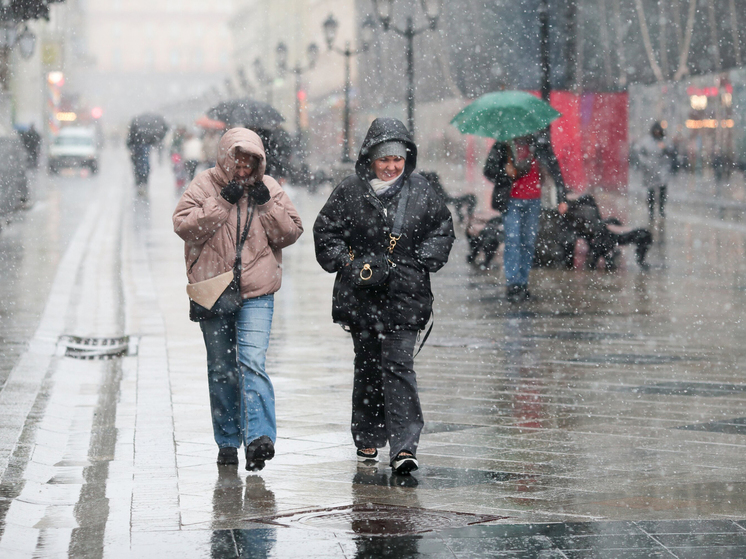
[
  {"x1": 220, "y1": 180, "x2": 243, "y2": 204},
  {"x1": 505, "y1": 161, "x2": 518, "y2": 179},
  {"x1": 247, "y1": 182, "x2": 271, "y2": 205}
]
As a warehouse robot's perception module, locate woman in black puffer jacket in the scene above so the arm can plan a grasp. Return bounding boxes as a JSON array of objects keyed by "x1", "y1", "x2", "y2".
[{"x1": 314, "y1": 118, "x2": 454, "y2": 475}]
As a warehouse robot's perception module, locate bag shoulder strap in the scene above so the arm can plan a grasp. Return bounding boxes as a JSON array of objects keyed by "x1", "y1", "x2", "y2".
[
  {"x1": 390, "y1": 182, "x2": 410, "y2": 239},
  {"x1": 187, "y1": 201, "x2": 253, "y2": 275},
  {"x1": 414, "y1": 291, "x2": 435, "y2": 357},
  {"x1": 387, "y1": 182, "x2": 410, "y2": 255},
  {"x1": 234, "y1": 202, "x2": 255, "y2": 272}
]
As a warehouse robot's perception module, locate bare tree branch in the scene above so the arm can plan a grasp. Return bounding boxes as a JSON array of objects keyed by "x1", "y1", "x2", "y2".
[
  {"x1": 611, "y1": 0, "x2": 628, "y2": 87},
  {"x1": 706, "y1": 0, "x2": 721, "y2": 71},
  {"x1": 659, "y1": 0, "x2": 670, "y2": 78},
  {"x1": 670, "y1": 0, "x2": 684, "y2": 51},
  {"x1": 728, "y1": 0, "x2": 741, "y2": 66},
  {"x1": 634, "y1": 0, "x2": 664, "y2": 81},
  {"x1": 598, "y1": 0, "x2": 614, "y2": 88},
  {"x1": 673, "y1": 0, "x2": 697, "y2": 81}
]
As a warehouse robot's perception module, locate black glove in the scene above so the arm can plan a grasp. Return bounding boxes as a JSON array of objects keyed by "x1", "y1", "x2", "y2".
[
  {"x1": 247, "y1": 182, "x2": 271, "y2": 205},
  {"x1": 220, "y1": 180, "x2": 243, "y2": 204}
]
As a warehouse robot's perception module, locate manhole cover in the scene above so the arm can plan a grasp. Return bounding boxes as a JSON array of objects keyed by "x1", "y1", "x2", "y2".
[
  {"x1": 57, "y1": 336, "x2": 138, "y2": 360},
  {"x1": 255, "y1": 503, "x2": 505, "y2": 536}
]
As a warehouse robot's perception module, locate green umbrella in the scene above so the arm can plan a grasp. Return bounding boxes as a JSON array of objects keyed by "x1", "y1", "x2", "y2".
[{"x1": 450, "y1": 90, "x2": 561, "y2": 141}]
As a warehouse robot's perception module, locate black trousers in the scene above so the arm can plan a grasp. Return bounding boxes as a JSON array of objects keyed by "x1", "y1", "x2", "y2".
[
  {"x1": 350, "y1": 328, "x2": 423, "y2": 464},
  {"x1": 185, "y1": 159, "x2": 199, "y2": 181},
  {"x1": 647, "y1": 185, "x2": 667, "y2": 219}
]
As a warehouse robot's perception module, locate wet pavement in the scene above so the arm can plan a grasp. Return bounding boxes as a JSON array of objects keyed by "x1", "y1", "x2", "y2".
[{"x1": 1, "y1": 152, "x2": 746, "y2": 557}]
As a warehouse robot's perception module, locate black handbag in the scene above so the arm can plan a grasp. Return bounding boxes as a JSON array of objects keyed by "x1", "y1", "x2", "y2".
[
  {"x1": 351, "y1": 253, "x2": 391, "y2": 288},
  {"x1": 188, "y1": 203, "x2": 254, "y2": 322},
  {"x1": 349, "y1": 183, "x2": 410, "y2": 289}
]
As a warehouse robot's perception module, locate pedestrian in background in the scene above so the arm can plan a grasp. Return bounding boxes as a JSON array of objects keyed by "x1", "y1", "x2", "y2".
[
  {"x1": 313, "y1": 118, "x2": 455, "y2": 475},
  {"x1": 182, "y1": 132, "x2": 204, "y2": 182},
  {"x1": 173, "y1": 128, "x2": 303, "y2": 470},
  {"x1": 485, "y1": 134, "x2": 567, "y2": 303},
  {"x1": 170, "y1": 126, "x2": 188, "y2": 189},
  {"x1": 637, "y1": 121, "x2": 672, "y2": 221},
  {"x1": 126, "y1": 125, "x2": 151, "y2": 190},
  {"x1": 20, "y1": 124, "x2": 41, "y2": 169}
]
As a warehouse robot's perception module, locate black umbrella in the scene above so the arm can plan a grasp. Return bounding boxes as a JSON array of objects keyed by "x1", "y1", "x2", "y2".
[
  {"x1": 207, "y1": 99, "x2": 284, "y2": 129},
  {"x1": 128, "y1": 113, "x2": 168, "y2": 146}
]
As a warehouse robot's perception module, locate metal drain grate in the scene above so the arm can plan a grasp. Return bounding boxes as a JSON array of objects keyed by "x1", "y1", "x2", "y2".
[
  {"x1": 57, "y1": 336, "x2": 138, "y2": 360},
  {"x1": 254, "y1": 503, "x2": 505, "y2": 536}
]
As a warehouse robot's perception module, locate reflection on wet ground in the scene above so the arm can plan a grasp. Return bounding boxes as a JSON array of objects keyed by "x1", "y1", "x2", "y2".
[{"x1": 1, "y1": 155, "x2": 746, "y2": 556}]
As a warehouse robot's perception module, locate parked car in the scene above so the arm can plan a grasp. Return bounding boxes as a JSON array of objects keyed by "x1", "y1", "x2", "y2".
[
  {"x1": 48, "y1": 126, "x2": 99, "y2": 174},
  {"x1": 0, "y1": 136, "x2": 29, "y2": 219}
]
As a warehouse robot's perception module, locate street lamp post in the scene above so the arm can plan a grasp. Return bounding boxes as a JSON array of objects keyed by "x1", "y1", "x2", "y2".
[
  {"x1": 371, "y1": 0, "x2": 442, "y2": 139},
  {"x1": 252, "y1": 58, "x2": 273, "y2": 105},
  {"x1": 323, "y1": 14, "x2": 375, "y2": 163},
  {"x1": 276, "y1": 41, "x2": 319, "y2": 159},
  {"x1": 539, "y1": 0, "x2": 550, "y2": 102}
]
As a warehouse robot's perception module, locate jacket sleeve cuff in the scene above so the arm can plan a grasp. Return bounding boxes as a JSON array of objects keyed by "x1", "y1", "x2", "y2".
[{"x1": 255, "y1": 196, "x2": 276, "y2": 215}]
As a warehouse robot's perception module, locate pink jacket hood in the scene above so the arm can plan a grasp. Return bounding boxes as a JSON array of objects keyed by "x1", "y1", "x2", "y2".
[{"x1": 214, "y1": 128, "x2": 267, "y2": 185}]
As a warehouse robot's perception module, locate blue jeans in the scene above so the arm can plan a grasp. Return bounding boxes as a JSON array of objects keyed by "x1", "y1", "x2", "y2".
[
  {"x1": 503, "y1": 197, "x2": 541, "y2": 287},
  {"x1": 200, "y1": 294, "x2": 275, "y2": 449}
]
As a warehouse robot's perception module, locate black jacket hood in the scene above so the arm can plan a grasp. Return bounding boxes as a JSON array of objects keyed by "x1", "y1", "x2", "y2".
[{"x1": 355, "y1": 118, "x2": 418, "y2": 182}]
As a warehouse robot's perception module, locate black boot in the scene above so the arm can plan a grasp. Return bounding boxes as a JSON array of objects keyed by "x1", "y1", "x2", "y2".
[
  {"x1": 245, "y1": 436, "x2": 275, "y2": 471},
  {"x1": 506, "y1": 284, "x2": 522, "y2": 303}
]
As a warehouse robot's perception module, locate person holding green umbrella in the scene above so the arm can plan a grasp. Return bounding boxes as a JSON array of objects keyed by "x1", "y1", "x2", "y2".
[{"x1": 452, "y1": 91, "x2": 569, "y2": 302}]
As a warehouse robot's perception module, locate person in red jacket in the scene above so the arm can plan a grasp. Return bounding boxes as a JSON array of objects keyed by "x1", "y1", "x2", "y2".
[{"x1": 502, "y1": 135, "x2": 567, "y2": 302}]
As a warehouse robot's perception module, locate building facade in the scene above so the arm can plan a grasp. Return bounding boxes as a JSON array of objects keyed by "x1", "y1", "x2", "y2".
[{"x1": 81, "y1": 0, "x2": 234, "y2": 130}]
